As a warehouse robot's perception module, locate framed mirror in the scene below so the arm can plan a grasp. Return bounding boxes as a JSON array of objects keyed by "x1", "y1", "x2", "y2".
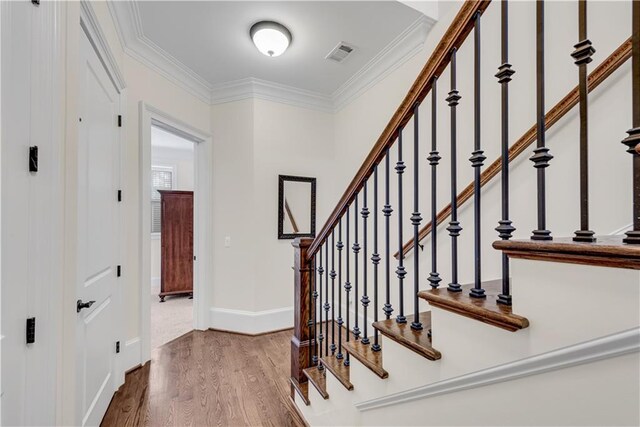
[{"x1": 278, "y1": 175, "x2": 316, "y2": 239}]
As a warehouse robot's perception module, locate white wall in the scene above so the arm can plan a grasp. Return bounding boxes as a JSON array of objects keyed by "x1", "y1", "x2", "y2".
[{"x1": 210, "y1": 98, "x2": 336, "y2": 331}]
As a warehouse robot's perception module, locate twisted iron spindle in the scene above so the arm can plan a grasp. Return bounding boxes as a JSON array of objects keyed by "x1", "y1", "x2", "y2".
[
  {"x1": 470, "y1": 11, "x2": 487, "y2": 299},
  {"x1": 353, "y1": 194, "x2": 361, "y2": 339},
  {"x1": 344, "y1": 206, "x2": 352, "y2": 366},
  {"x1": 495, "y1": 0, "x2": 516, "y2": 306},
  {"x1": 622, "y1": 0, "x2": 640, "y2": 244},
  {"x1": 383, "y1": 151, "x2": 394, "y2": 318},
  {"x1": 396, "y1": 130, "x2": 407, "y2": 323},
  {"x1": 411, "y1": 103, "x2": 424, "y2": 329},
  {"x1": 361, "y1": 182, "x2": 371, "y2": 345},
  {"x1": 372, "y1": 166, "x2": 381, "y2": 351},
  {"x1": 573, "y1": 0, "x2": 596, "y2": 242},
  {"x1": 530, "y1": 0, "x2": 553, "y2": 241},
  {"x1": 428, "y1": 77, "x2": 442, "y2": 289},
  {"x1": 336, "y1": 219, "x2": 344, "y2": 360},
  {"x1": 446, "y1": 48, "x2": 463, "y2": 292},
  {"x1": 330, "y1": 230, "x2": 337, "y2": 355},
  {"x1": 324, "y1": 242, "x2": 330, "y2": 356}
]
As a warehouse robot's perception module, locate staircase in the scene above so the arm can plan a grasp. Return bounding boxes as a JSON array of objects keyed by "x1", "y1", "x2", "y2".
[{"x1": 290, "y1": 1, "x2": 640, "y2": 425}]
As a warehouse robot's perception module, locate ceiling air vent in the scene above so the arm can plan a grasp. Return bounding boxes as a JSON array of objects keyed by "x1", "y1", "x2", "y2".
[{"x1": 326, "y1": 42, "x2": 355, "y2": 63}]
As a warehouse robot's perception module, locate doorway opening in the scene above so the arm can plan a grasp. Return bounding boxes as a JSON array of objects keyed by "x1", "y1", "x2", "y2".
[{"x1": 150, "y1": 125, "x2": 195, "y2": 350}]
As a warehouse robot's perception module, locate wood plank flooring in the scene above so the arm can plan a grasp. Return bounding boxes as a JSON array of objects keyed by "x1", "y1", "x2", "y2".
[{"x1": 101, "y1": 329, "x2": 306, "y2": 427}]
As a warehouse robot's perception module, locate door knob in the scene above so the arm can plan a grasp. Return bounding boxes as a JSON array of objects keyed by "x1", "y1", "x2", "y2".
[{"x1": 77, "y1": 299, "x2": 96, "y2": 313}]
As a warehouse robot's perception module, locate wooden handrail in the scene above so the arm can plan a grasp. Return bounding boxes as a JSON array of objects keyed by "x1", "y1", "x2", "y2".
[
  {"x1": 395, "y1": 38, "x2": 633, "y2": 258},
  {"x1": 307, "y1": 0, "x2": 492, "y2": 259}
]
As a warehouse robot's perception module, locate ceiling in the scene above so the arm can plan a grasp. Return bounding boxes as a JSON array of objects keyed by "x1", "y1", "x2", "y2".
[
  {"x1": 135, "y1": 1, "x2": 426, "y2": 96},
  {"x1": 151, "y1": 125, "x2": 195, "y2": 151}
]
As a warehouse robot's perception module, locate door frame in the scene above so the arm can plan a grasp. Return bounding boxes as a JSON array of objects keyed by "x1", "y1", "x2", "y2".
[{"x1": 139, "y1": 102, "x2": 212, "y2": 363}]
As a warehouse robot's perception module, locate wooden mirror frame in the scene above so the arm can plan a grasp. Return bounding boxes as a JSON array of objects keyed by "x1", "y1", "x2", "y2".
[{"x1": 278, "y1": 175, "x2": 316, "y2": 240}]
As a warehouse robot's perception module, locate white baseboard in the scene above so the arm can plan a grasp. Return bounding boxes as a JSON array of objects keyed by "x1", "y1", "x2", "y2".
[
  {"x1": 209, "y1": 306, "x2": 293, "y2": 335},
  {"x1": 356, "y1": 327, "x2": 640, "y2": 411},
  {"x1": 120, "y1": 337, "x2": 141, "y2": 373},
  {"x1": 151, "y1": 277, "x2": 160, "y2": 287}
]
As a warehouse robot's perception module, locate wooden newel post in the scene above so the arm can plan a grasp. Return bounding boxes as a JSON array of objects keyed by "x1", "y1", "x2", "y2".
[{"x1": 290, "y1": 237, "x2": 314, "y2": 404}]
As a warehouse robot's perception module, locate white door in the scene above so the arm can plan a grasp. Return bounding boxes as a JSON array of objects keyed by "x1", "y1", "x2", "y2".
[{"x1": 76, "y1": 29, "x2": 120, "y2": 427}]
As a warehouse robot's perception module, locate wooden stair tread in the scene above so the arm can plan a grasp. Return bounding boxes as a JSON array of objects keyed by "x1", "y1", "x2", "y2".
[
  {"x1": 372, "y1": 312, "x2": 441, "y2": 360},
  {"x1": 320, "y1": 356, "x2": 353, "y2": 391},
  {"x1": 303, "y1": 366, "x2": 329, "y2": 399},
  {"x1": 418, "y1": 280, "x2": 529, "y2": 332},
  {"x1": 290, "y1": 377, "x2": 310, "y2": 406},
  {"x1": 494, "y1": 236, "x2": 640, "y2": 270},
  {"x1": 343, "y1": 339, "x2": 388, "y2": 379}
]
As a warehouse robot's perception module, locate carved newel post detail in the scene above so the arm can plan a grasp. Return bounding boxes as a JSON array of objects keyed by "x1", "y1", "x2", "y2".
[{"x1": 291, "y1": 237, "x2": 315, "y2": 401}]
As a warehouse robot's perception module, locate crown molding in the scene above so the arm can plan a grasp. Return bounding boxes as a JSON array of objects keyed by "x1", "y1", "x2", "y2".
[
  {"x1": 356, "y1": 327, "x2": 640, "y2": 412},
  {"x1": 80, "y1": 0, "x2": 126, "y2": 92},
  {"x1": 106, "y1": 1, "x2": 434, "y2": 112},
  {"x1": 332, "y1": 15, "x2": 434, "y2": 111},
  {"x1": 107, "y1": 0, "x2": 212, "y2": 104},
  {"x1": 211, "y1": 78, "x2": 334, "y2": 113}
]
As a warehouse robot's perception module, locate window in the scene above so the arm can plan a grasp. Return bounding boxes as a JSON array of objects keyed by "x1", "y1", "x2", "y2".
[{"x1": 151, "y1": 166, "x2": 175, "y2": 233}]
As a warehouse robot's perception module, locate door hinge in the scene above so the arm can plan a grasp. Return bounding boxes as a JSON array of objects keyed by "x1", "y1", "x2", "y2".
[
  {"x1": 117, "y1": 190, "x2": 122, "y2": 202},
  {"x1": 29, "y1": 146, "x2": 38, "y2": 172},
  {"x1": 26, "y1": 317, "x2": 36, "y2": 344},
  {"x1": 117, "y1": 265, "x2": 122, "y2": 277},
  {"x1": 117, "y1": 115, "x2": 122, "y2": 127},
  {"x1": 116, "y1": 341, "x2": 121, "y2": 353}
]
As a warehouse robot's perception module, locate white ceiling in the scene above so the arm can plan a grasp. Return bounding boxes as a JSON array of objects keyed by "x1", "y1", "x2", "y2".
[
  {"x1": 151, "y1": 125, "x2": 195, "y2": 151},
  {"x1": 135, "y1": 1, "x2": 426, "y2": 95}
]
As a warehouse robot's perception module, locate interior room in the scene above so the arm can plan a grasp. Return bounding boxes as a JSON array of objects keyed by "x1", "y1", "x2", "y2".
[{"x1": 150, "y1": 125, "x2": 195, "y2": 350}]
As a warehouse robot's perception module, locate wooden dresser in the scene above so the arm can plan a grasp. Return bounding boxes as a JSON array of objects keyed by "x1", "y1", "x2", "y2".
[{"x1": 158, "y1": 190, "x2": 193, "y2": 301}]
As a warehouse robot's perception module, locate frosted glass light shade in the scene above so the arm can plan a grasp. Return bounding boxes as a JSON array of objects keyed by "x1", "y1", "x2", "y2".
[{"x1": 250, "y1": 21, "x2": 292, "y2": 57}]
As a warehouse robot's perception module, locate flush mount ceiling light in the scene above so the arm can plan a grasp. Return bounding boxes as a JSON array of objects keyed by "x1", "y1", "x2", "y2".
[{"x1": 250, "y1": 21, "x2": 292, "y2": 57}]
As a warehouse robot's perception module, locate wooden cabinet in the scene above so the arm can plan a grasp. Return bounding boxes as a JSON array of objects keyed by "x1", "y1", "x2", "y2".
[{"x1": 158, "y1": 190, "x2": 193, "y2": 302}]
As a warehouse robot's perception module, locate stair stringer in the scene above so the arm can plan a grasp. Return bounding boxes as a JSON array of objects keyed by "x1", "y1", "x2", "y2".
[{"x1": 295, "y1": 259, "x2": 640, "y2": 426}]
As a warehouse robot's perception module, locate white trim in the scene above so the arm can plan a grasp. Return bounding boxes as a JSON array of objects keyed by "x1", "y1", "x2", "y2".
[
  {"x1": 119, "y1": 338, "x2": 141, "y2": 375},
  {"x1": 79, "y1": 1, "x2": 126, "y2": 92},
  {"x1": 106, "y1": 2, "x2": 434, "y2": 112},
  {"x1": 610, "y1": 223, "x2": 633, "y2": 235},
  {"x1": 211, "y1": 78, "x2": 333, "y2": 113},
  {"x1": 150, "y1": 277, "x2": 160, "y2": 287},
  {"x1": 356, "y1": 327, "x2": 640, "y2": 412},
  {"x1": 332, "y1": 16, "x2": 433, "y2": 111},
  {"x1": 139, "y1": 102, "x2": 213, "y2": 364},
  {"x1": 209, "y1": 307, "x2": 294, "y2": 335}
]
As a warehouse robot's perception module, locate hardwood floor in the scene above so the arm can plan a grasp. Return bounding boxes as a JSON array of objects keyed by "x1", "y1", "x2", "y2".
[{"x1": 101, "y1": 329, "x2": 306, "y2": 427}]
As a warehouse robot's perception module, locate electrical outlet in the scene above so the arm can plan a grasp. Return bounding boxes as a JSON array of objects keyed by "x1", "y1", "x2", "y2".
[{"x1": 224, "y1": 236, "x2": 231, "y2": 248}]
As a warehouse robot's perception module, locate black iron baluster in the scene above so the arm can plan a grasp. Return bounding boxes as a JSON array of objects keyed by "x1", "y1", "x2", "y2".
[
  {"x1": 495, "y1": 0, "x2": 516, "y2": 306},
  {"x1": 318, "y1": 245, "x2": 324, "y2": 365},
  {"x1": 622, "y1": 0, "x2": 640, "y2": 244},
  {"x1": 396, "y1": 130, "x2": 407, "y2": 323},
  {"x1": 330, "y1": 230, "x2": 336, "y2": 355},
  {"x1": 337, "y1": 219, "x2": 344, "y2": 360},
  {"x1": 411, "y1": 103, "x2": 424, "y2": 329},
  {"x1": 324, "y1": 242, "x2": 330, "y2": 356},
  {"x1": 530, "y1": 0, "x2": 553, "y2": 241},
  {"x1": 383, "y1": 151, "x2": 394, "y2": 319},
  {"x1": 573, "y1": 0, "x2": 596, "y2": 242},
  {"x1": 428, "y1": 78, "x2": 441, "y2": 289},
  {"x1": 361, "y1": 182, "x2": 371, "y2": 344},
  {"x1": 372, "y1": 166, "x2": 382, "y2": 351},
  {"x1": 470, "y1": 11, "x2": 487, "y2": 299},
  {"x1": 344, "y1": 205, "x2": 351, "y2": 366},
  {"x1": 312, "y1": 254, "x2": 318, "y2": 365},
  {"x1": 353, "y1": 194, "x2": 361, "y2": 339},
  {"x1": 446, "y1": 48, "x2": 463, "y2": 292}
]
